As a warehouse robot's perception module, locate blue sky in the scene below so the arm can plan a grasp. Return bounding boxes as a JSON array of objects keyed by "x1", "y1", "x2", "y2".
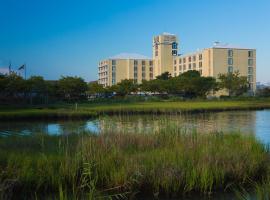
[{"x1": 0, "y1": 0, "x2": 270, "y2": 82}]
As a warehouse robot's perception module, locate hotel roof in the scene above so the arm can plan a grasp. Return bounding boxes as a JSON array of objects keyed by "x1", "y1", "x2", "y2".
[
  {"x1": 211, "y1": 42, "x2": 255, "y2": 50},
  {"x1": 109, "y1": 53, "x2": 151, "y2": 60}
]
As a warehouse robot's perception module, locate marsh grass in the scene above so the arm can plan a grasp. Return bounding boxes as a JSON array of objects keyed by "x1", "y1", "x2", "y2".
[
  {"x1": 1, "y1": 100, "x2": 270, "y2": 120},
  {"x1": 0, "y1": 125, "x2": 269, "y2": 199}
]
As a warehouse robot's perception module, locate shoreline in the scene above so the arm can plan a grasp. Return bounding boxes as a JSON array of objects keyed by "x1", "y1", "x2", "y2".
[{"x1": 1, "y1": 100, "x2": 270, "y2": 120}]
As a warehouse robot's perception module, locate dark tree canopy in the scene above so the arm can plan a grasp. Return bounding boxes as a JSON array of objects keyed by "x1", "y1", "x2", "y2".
[
  {"x1": 58, "y1": 76, "x2": 88, "y2": 101},
  {"x1": 156, "y1": 72, "x2": 171, "y2": 80},
  {"x1": 218, "y1": 72, "x2": 249, "y2": 97}
]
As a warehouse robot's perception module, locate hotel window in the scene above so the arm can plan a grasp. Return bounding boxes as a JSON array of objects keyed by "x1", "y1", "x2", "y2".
[
  {"x1": 179, "y1": 58, "x2": 182, "y2": 64},
  {"x1": 149, "y1": 61, "x2": 153, "y2": 65},
  {"x1": 248, "y1": 75, "x2": 253, "y2": 82},
  {"x1": 183, "y1": 58, "x2": 186, "y2": 63},
  {"x1": 149, "y1": 67, "x2": 153, "y2": 72},
  {"x1": 199, "y1": 54, "x2": 202, "y2": 60},
  {"x1": 142, "y1": 72, "x2": 145, "y2": 79},
  {"x1": 112, "y1": 66, "x2": 116, "y2": 72},
  {"x1": 193, "y1": 63, "x2": 196, "y2": 69},
  {"x1": 188, "y1": 57, "x2": 191, "y2": 62},
  {"x1": 228, "y1": 58, "x2": 233, "y2": 65},
  {"x1": 193, "y1": 56, "x2": 196, "y2": 61},
  {"x1": 142, "y1": 66, "x2": 145, "y2": 71},
  {"x1": 134, "y1": 66, "x2": 138, "y2": 72},
  {"x1": 174, "y1": 60, "x2": 177, "y2": 65},
  {"x1": 172, "y1": 42, "x2": 178, "y2": 49},
  {"x1": 228, "y1": 66, "x2": 233, "y2": 73},
  {"x1": 199, "y1": 62, "x2": 202, "y2": 68},
  {"x1": 150, "y1": 73, "x2": 153, "y2": 79},
  {"x1": 174, "y1": 66, "x2": 177, "y2": 71},
  {"x1": 248, "y1": 66, "x2": 253, "y2": 74},
  {"x1": 248, "y1": 59, "x2": 253, "y2": 66},
  {"x1": 189, "y1": 64, "x2": 192, "y2": 70},
  {"x1": 179, "y1": 65, "x2": 182, "y2": 71},
  {"x1": 228, "y1": 50, "x2": 233, "y2": 57},
  {"x1": 134, "y1": 72, "x2": 138, "y2": 78},
  {"x1": 142, "y1": 60, "x2": 145, "y2": 65},
  {"x1": 134, "y1": 60, "x2": 138, "y2": 65},
  {"x1": 112, "y1": 60, "x2": 116, "y2": 65},
  {"x1": 172, "y1": 50, "x2": 177, "y2": 56},
  {"x1": 183, "y1": 65, "x2": 186, "y2": 70},
  {"x1": 248, "y1": 51, "x2": 253, "y2": 58}
]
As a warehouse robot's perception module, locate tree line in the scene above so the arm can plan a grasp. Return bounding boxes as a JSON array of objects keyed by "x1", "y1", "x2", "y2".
[
  {"x1": 89, "y1": 71, "x2": 252, "y2": 99},
  {"x1": 0, "y1": 70, "x2": 265, "y2": 104}
]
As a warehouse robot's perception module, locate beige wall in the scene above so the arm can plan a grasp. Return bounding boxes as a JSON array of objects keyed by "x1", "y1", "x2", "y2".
[
  {"x1": 153, "y1": 33, "x2": 178, "y2": 77},
  {"x1": 172, "y1": 47, "x2": 256, "y2": 93},
  {"x1": 98, "y1": 59, "x2": 153, "y2": 87},
  {"x1": 98, "y1": 33, "x2": 256, "y2": 94}
]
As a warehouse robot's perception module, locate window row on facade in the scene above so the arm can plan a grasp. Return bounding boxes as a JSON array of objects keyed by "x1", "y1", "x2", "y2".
[
  {"x1": 227, "y1": 49, "x2": 254, "y2": 58},
  {"x1": 174, "y1": 54, "x2": 203, "y2": 65}
]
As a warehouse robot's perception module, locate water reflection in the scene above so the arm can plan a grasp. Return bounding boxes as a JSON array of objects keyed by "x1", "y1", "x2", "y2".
[{"x1": 0, "y1": 110, "x2": 269, "y2": 144}]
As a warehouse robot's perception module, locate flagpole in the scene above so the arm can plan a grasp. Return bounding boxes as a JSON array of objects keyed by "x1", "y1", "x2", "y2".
[
  {"x1": 8, "y1": 61, "x2": 11, "y2": 75},
  {"x1": 24, "y1": 63, "x2": 26, "y2": 80}
]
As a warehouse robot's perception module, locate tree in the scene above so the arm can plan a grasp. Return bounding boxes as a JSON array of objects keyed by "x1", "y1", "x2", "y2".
[
  {"x1": 218, "y1": 72, "x2": 249, "y2": 97},
  {"x1": 141, "y1": 79, "x2": 167, "y2": 94},
  {"x1": 58, "y1": 76, "x2": 88, "y2": 101},
  {"x1": 256, "y1": 87, "x2": 270, "y2": 97},
  {"x1": 171, "y1": 71, "x2": 218, "y2": 98},
  {"x1": 156, "y1": 72, "x2": 171, "y2": 80},
  {"x1": 111, "y1": 79, "x2": 138, "y2": 96},
  {"x1": 26, "y1": 76, "x2": 47, "y2": 104},
  {"x1": 5, "y1": 73, "x2": 27, "y2": 100},
  {"x1": 88, "y1": 82, "x2": 105, "y2": 95}
]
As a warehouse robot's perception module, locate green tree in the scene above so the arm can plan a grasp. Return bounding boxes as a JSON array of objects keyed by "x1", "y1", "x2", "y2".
[
  {"x1": 58, "y1": 76, "x2": 88, "y2": 101},
  {"x1": 141, "y1": 79, "x2": 167, "y2": 94},
  {"x1": 256, "y1": 87, "x2": 270, "y2": 97},
  {"x1": 156, "y1": 72, "x2": 171, "y2": 80},
  {"x1": 5, "y1": 73, "x2": 27, "y2": 100},
  {"x1": 112, "y1": 79, "x2": 138, "y2": 96},
  {"x1": 166, "y1": 71, "x2": 218, "y2": 98},
  {"x1": 26, "y1": 76, "x2": 47, "y2": 104},
  {"x1": 218, "y1": 71, "x2": 249, "y2": 97},
  {"x1": 88, "y1": 82, "x2": 105, "y2": 95}
]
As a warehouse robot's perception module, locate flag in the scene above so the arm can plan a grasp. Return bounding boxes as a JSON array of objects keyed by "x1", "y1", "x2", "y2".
[{"x1": 18, "y1": 64, "x2": 25, "y2": 70}]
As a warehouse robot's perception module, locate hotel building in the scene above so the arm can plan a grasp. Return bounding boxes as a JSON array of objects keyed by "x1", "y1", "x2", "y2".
[{"x1": 98, "y1": 33, "x2": 256, "y2": 92}]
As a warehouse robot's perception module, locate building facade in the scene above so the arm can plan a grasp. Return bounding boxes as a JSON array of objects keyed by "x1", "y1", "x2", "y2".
[
  {"x1": 172, "y1": 44, "x2": 256, "y2": 92},
  {"x1": 98, "y1": 53, "x2": 153, "y2": 87},
  {"x1": 98, "y1": 33, "x2": 256, "y2": 92}
]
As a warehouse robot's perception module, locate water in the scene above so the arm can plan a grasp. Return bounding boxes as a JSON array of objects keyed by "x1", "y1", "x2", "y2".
[{"x1": 1, "y1": 109, "x2": 270, "y2": 144}]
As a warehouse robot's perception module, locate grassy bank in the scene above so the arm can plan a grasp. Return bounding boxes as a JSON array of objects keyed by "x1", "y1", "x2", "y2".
[
  {"x1": 0, "y1": 127, "x2": 269, "y2": 199},
  {"x1": 1, "y1": 99, "x2": 270, "y2": 120}
]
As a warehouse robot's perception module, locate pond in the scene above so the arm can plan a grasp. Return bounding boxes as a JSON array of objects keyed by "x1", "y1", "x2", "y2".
[{"x1": 0, "y1": 109, "x2": 270, "y2": 144}]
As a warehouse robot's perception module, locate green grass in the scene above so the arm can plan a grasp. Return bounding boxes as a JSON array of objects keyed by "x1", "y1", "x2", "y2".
[
  {"x1": 1, "y1": 99, "x2": 270, "y2": 120},
  {"x1": 0, "y1": 127, "x2": 269, "y2": 199}
]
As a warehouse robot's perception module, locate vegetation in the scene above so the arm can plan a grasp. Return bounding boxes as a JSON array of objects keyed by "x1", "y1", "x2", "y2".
[
  {"x1": 1, "y1": 100, "x2": 270, "y2": 120},
  {"x1": 218, "y1": 72, "x2": 249, "y2": 97},
  {"x1": 256, "y1": 87, "x2": 270, "y2": 97},
  {"x1": 0, "y1": 126, "x2": 269, "y2": 199},
  {"x1": 0, "y1": 70, "x2": 251, "y2": 105}
]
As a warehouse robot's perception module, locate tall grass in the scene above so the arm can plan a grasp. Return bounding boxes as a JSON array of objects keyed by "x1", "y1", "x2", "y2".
[
  {"x1": 1, "y1": 99, "x2": 270, "y2": 120},
  {"x1": 0, "y1": 127, "x2": 269, "y2": 199}
]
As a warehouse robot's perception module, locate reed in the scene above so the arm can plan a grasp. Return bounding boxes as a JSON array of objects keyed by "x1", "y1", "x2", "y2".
[
  {"x1": 1, "y1": 99, "x2": 270, "y2": 120},
  {"x1": 0, "y1": 124, "x2": 269, "y2": 199}
]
